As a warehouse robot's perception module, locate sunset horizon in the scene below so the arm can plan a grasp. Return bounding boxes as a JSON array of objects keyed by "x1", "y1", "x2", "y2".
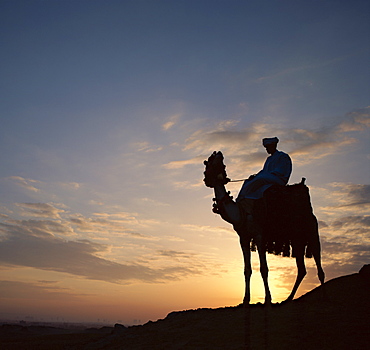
[{"x1": 0, "y1": 0, "x2": 369, "y2": 326}]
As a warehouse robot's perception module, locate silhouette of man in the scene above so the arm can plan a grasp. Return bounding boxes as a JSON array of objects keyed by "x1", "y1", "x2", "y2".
[{"x1": 236, "y1": 137, "x2": 292, "y2": 214}]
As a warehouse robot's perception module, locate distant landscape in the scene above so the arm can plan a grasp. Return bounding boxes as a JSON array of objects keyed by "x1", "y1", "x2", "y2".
[{"x1": 0, "y1": 265, "x2": 369, "y2": 349}]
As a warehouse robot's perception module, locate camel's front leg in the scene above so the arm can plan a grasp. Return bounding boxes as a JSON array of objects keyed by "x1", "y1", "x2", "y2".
[
  {"x1": 240, "y1": 235, "x2": 252, "y2": 305},
  {"x1": 255, "y1": 235, "x2": 272, "y2": 304}
]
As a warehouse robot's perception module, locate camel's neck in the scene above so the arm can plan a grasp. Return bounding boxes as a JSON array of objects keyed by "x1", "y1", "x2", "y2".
[
  {"x1": 213, "y1": 183, "x2": 228, "y2": 201},
  {"x1": 212, "y1": 183, "x2": 241, "y2": 225}
]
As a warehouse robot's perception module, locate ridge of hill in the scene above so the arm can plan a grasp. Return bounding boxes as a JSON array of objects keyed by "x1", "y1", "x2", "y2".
[{"x1": 1, "y1": 265, "x2": 369, "y2": 349}]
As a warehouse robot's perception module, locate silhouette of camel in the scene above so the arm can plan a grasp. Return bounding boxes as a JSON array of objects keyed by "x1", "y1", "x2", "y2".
[{"x1": 204, "y1": 151, "x2": 325, "y2": 305}]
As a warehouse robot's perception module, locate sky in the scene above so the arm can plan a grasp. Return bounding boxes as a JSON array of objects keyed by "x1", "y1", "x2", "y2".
[{"x1": 0, "y1": 0, "x2": 369, "y2": 325}]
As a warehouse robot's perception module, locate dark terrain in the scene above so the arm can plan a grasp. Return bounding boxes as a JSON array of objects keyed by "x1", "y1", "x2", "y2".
[{"x1": 1, "y1": 265, "x2": 369, "y2": 349}]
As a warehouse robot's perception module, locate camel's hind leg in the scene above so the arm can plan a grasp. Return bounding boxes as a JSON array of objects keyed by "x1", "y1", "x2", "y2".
[
  {"x1": 313, "y1": 242, "x2": 325, "y2": 285},
  {"x1": 283, "y1": 216, "x2": 325, "y2": 304},
  {"x1": 310, "y1": 215, "x2": 325, "y2": 285},
  {"x1": 284, "y1": 246, "x2": 306, "y2": 302}
]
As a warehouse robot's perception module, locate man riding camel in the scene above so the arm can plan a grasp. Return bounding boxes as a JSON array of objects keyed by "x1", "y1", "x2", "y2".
[
  {"x1": 203, "y1": 138, "x2": 324, "y2": 304},
  {"x1": 236, "y1": 137, "x2": 292, "y2": 215}
]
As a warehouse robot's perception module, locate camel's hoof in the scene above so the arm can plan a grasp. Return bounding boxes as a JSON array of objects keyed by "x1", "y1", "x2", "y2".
[
  {"x1": 240, "y1": 299, "x2": 251, "y2": 308},
  {"x1": 318, "y1": 270, "x2": 325, "y2": 284},
  {"x1": 280, "y1": 297, "x2": 293, "y2": 305},
  {"x1": 236, "y1": 303, "x2": 248, "y2": 309}
]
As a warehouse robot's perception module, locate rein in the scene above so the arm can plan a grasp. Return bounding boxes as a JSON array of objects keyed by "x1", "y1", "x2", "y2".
[{"x1": 229, "y1": 178, "x2": 248, "y2": 183}]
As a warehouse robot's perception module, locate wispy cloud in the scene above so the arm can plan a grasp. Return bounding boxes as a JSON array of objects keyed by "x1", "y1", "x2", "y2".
[
  {"x1": 310, "y1": 180, "x2": 370, "y2": 281},
  {"x1": 163, "y1": 156, "x2": 205, "y2": 169},
  {"x1": 0, "y1": 220, "x2": 201, "y2": 284},
  {"x1": 7, "y1": 176, "x2": 41, "y2": 192},
  {"x1": 69, "y1": 215, "x2": 127, "y2": 234},
  {"x1": 162, "y1": 113, "x2": 181, "y2": 131},
  {"x1": 319, "y1": 183, "x2": 370, "y2": 215},
  {"x1": 0, "y1": 197, "x2": 214, "y2": 284},
  {"x1": 132, "y1": 141, "x2": 163, "y2": 153},
  {"x1": 140, "y1": 197, "x2": 170, "y2": 207},
  {"x1": 2, "y1": 219, "x2": 75, "y2": 237},
  {"x1": 163, "y1": 107, "x2": 369, "y2": 171},
  {"x1": 181, "y1": 224, "x2": 235, "y2": 236},
  {"x1": 0, "y1": 280, "x2": 89, "y2": 300},
  {"x1": 337, "y1": 107, "x2": 370, "y2": 132},
  {"x1": 256, "y1": 55, "x2": 354, "y2": 83},
  {"x1": 58, "y1": 182, "x2": 81, "y2": 190},
  {"x1": 15, "y1": 202, "x2": 65, "y2": 219},
  {"x1": 334, "y1": 183, "x2": 370, "y2": 208},
  {"x1": 331, "y1": 215, "x2": 370, "y2": 231}
]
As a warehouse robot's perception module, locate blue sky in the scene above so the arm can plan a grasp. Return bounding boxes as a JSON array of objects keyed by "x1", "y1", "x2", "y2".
[{"x1": 0, "y1": 0, "x2": 369, "y2": 324}]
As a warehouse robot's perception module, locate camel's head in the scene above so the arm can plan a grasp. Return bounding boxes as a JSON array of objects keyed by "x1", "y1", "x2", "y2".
[{"x1": 203, "y1": 151, "x2": 230, "y2": 188}]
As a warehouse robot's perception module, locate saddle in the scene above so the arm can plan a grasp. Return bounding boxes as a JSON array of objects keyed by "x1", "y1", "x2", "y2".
[
  {"x1": 262, "y1": 178, "x2": 313, "y2": 219},
  {"x1": 252, "y1": 178, "x2": 315, "y2": 257}
]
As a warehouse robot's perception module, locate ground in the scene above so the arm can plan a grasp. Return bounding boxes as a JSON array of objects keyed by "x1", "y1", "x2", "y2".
[{"x1": 1, "y1": 266, "x2": 369, "y2": 349}]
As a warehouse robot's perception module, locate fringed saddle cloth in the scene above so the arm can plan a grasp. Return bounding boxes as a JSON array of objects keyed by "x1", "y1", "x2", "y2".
[{"x1": 252, "y1": 179, "x2": 316, "y2": 257}]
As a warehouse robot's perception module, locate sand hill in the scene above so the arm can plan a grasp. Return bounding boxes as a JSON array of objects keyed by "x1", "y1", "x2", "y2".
[{"x1": 1, "y1": 265, "x2": 369, "y2": 349}]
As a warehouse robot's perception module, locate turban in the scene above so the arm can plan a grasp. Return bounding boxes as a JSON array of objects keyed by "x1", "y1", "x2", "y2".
[{"x1": 262, "y1": 137, "x2": 279, "y2": 146}]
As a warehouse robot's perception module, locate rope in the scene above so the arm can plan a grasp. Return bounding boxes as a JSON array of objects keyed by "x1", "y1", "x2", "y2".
[{"x1": 229, "y1": 178, "x2": 248, "y2": 183}]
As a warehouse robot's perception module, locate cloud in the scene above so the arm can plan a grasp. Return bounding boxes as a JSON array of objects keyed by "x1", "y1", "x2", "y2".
[
  {"x1": 15, "y1": 203, "x2": 65, "y2": 219},
  {"x1": 182, "y1": 121, "x2": 258, "y2": 155},
  {"x1": 0, "y1": 220, "x2": 201, "y2": 284},
  {"x1": 157, "y1": 250, "x2": 195, "y2": 259},
  {"x1": 0, "y1": 199, "x2": 218, "y2": 284},
  {"x1": 7, "y1": 176, "x2": 40, "y2": 192},
  {"x1": 310, "y1": 181, "x2": 370, "y2": 280},
  {"x1": 321, "y1": 213, "x2": 370, "y2": 239},
  {"x1": 170, "y1": 180, "x2": 203, "y2": 189},
  {"x1": 331, "y1": 216, "x2": 370, "y2": 231},
  {"x1": 69, "y1": 215, "x2": 127, "y2": 233},
  {"x1": 344, "y1": 184, "x2": 370, "y2": 207},
  {"x1": 137, "y1": 249, "x2": 223, "y2": 277},
  {"x1": 255, "y1": 55, "x2": 351, "y2": 83},
  {"x1": 316, "y1": 210, "x2": 370, "y2": 277},
  {"x1": 337, "y1": 106, "x2": 370, "y2": 132},
  {"x1": 321, "y1": 237, "x2": 369, "y2": 272},
  {"x1": 320, "y1": 183, "x2": 370, "y2": 213},
  {"x1": 92, "y1": 211, "x2": 139, "y2": 220},
  {"x1": 285, "y1": 107, "x2": 369, "y2": 161},
  {"x1": 140, "y1": 197, "x2": 170, "y2": 207},
  {"x1": 58, "y1": 182, "x2": 81, "y2": 190},
  {"x1": 132, "y1": 141, "x2": 163, "y2": 153},
  {"x1": 67, "y1": 213, "x2": 162, "y2": 239},
  {"x1": 2, "y1": 219, "x2": 74, "y2": 237},
  {"x1": 165, "y1": 107, "x2": 369, "y2": 171},
  {"x1": 181, "y1": 224, "x2": 235, "y2": 236},
  {"x1": 163, "y1": 156, "x2": 205, "y2": 169},
  {"x1": 162, "y1": 113, "x2": 181, "y2": 131},
  {"x1": 0, "y1": 280, "x2": 89, "y2": 300}
]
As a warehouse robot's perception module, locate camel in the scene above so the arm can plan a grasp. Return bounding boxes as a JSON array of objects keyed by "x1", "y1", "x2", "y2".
[{"x1": 203, "y1": 151, "x2": 325, "y2": 305}]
